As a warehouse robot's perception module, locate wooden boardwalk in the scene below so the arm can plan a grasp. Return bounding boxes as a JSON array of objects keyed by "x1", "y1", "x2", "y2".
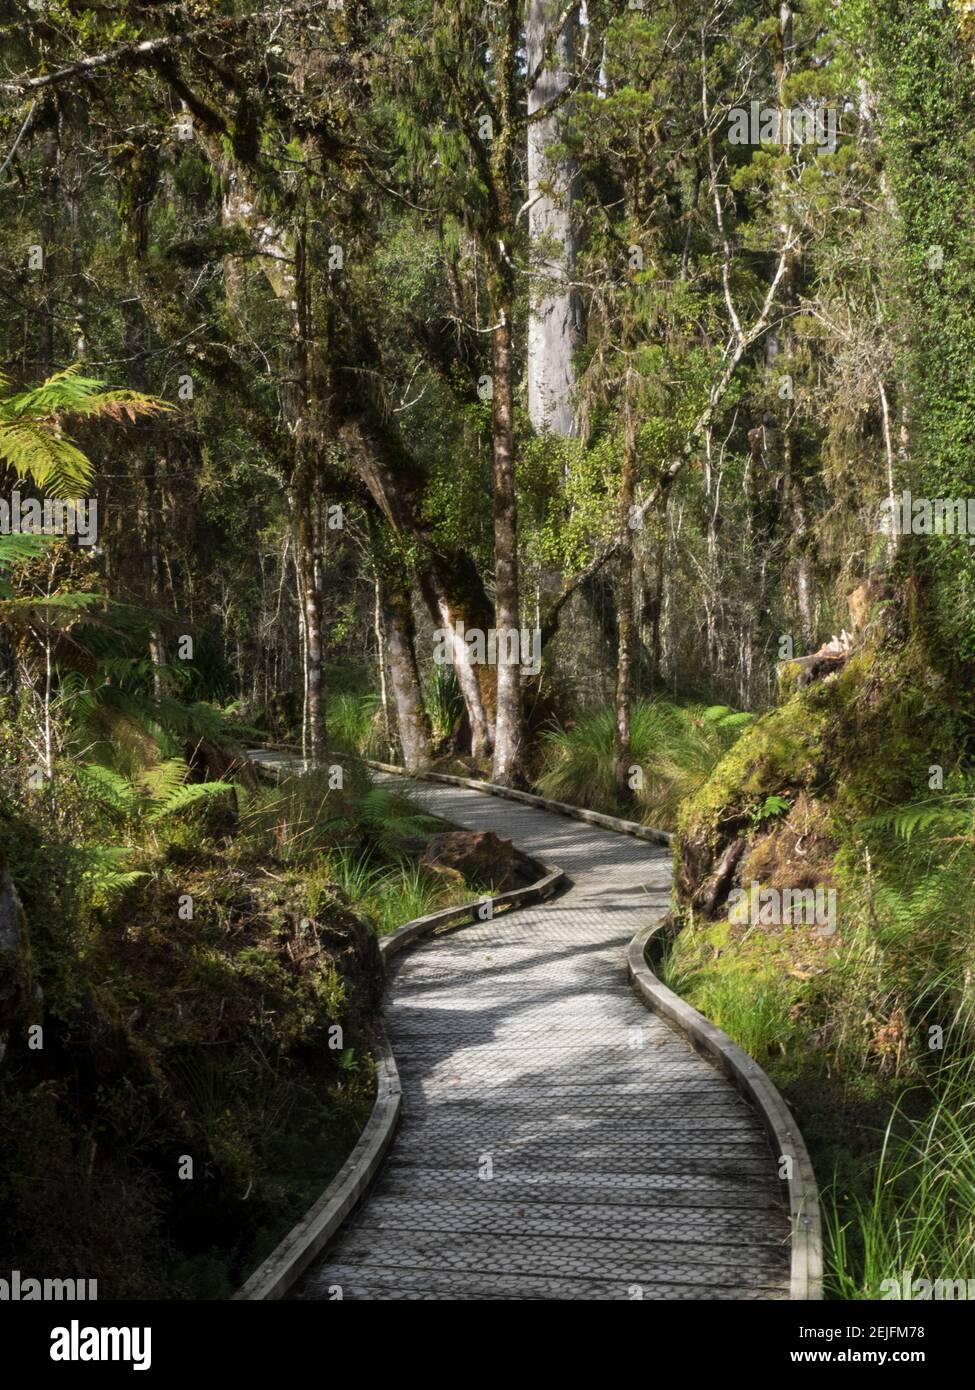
[{"x1": 293, "y1": 777, "x2": 792, "y2": 1301}]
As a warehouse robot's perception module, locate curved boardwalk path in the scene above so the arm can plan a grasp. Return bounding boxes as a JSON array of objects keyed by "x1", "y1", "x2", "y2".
[{"x1": 294, "y1": 777, "x2": 792, "y2": 1301}]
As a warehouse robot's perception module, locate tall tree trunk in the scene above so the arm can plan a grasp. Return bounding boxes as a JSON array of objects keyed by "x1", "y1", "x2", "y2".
[
  {"x1": 116, "y1": 141, "x2": 172, "y2": 700},
  {"x1": 489, "y1": 1, "x2": 524, "y2": 786},
  {"x1": 336, "y1": 412, "x2": 495, "y2": 758},
  {"x1": 283, "y1": 224, "x2": 327, "y2": 761},
  {"x1": 217, "y1": 166, "x2": 328, "y2": 758},
  {"x1": 374, "y1": 579, "x2": 394, "y2": 760},
  {"x1": 293, "y1": 462, "x2": 325, "y2": 762},
  {"x1": 36, "y1": 106, "x2": 59, "y2": 375},
  {"x1": 775, "y1": 1, "x2": 814, "y2": 649},
  {"x1": 142, "y1": 453, "x2": 167, "y2": 698},
  {"x1": 613, "y1": 400, "x2": 637, "y2": 807},
  {"x1": 703, "y1": 425, "x2": 727, "y2": 686},
  {"x1": 490, "y1": 304, "x2": 523, "y2": 783},
  {"x1": 526, "y1": 0, "x2": 579, "y2": 437},
  {"x1": 379, "y1": 577, "x2": 432, "y2": 770}
]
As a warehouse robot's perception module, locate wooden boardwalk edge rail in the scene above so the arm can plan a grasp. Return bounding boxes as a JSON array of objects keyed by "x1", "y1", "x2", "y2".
[
  {"x1": 235, "y1": 751, "x2": 566, "y2": 1301},
  {"x1": 361, "y1": 758, "x2": 674, "y2": 847},
  {"x1": 235, "y1": 749, "x2": 822, "y2": 1302},
  {"x1": 626, "y1": 924, "x2": 823, "y2": 1301}
]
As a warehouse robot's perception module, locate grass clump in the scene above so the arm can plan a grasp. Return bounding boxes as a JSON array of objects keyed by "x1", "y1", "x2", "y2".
[{"x1": 536, "y1": 699, "x2": 754, "y2": 830}]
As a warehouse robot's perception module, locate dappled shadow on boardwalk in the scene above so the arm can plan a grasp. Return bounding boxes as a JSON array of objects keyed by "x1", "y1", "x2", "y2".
[{"x1": 291, "y1": 780, "x2": 791, "y2": 1301}]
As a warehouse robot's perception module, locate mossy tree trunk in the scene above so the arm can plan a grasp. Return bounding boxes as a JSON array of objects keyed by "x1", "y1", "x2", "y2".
[{"x1": 488, "y1": 0, "x2": 525, "y2": 787}]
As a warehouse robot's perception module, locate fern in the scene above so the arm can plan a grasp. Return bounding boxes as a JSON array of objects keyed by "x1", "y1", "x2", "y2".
[
  {"x1": 750, "y1": 793, "x2": 792, "y2": 826},
  {"x1": 1, "y1": 591, "x2": 107, "y2": 630},
  {"x1": 0, "y1": 533, "x2": 53, "y2": 568},
  {"x1": 351, "y1": 785, "x2": 441, "y2": 845},
  {"x1": 78, "y1": 756, "x2": 232, "y2": 824},
  {"x1": 867, "y1": 800, "x2": 972, "y2": 842},
  {"x1": 57, "y1": 659, "x2": 246, "y2": 779},
  {"x1": 78, "y1": 845, "x2": 148, "y2": 905},
  {"x1": 136, "y1": 758, "x2": 191, "y2": 804},
  {"x1": 0, "y1": 421, "x2": 95, "y2": 495},
  {"x1": 0, "y1": 365, "x2": 170, "y2": 497},
  {"x1": 77, "y1": 763, "x2": 141, "y2": 816},
  {"x1": 145, "y1": 780, "x2": 234, "y2": 822},
  {"x1": 0, "y1": 532, "x2": 54, "y2": 599}
]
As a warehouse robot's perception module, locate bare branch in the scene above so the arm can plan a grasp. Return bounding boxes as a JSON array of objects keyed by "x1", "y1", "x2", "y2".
[
  {"x1": 1, "y1": 2, "x2": 332, "y2": 94},
  {"x1": 0, "y1": 100, "x2": 36, "y2": 178}
]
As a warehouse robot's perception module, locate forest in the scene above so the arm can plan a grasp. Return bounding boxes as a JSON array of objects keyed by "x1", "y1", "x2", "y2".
[{"x1": 1, "y1": 0, "x2": 974, "y2": 1320}]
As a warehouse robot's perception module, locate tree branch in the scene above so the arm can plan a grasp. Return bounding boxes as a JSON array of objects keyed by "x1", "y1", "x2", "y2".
[
  {"x1": 526, "y1": 2, "x2": 580, "y2": 93},
  {"x1": 1, "y1": 1, "x2": 331, "y2": 94},
  {"x1": 541, "y1": 236, "x2": 797, "y2": 647}
]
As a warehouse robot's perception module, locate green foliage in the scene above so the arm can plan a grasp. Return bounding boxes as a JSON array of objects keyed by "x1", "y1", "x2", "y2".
[
  {"x1": 0, "y1": 366, "x2": 169, "y2": 496},
  {"x1": 872, "y1": 9, "x2": 975, "y2": 670},
  {"x1": 0, "y1": 754, "x2": 385, "y2": 1297},
  {"x1": 424, "y1": 665, "x2": 463, "y2": 745},
  {"x1": 828, "y1": 1072, "x2": 975, "y2": 1299},
  {"x1": 77, "y1": 845, "x2": 148, "y2": 906},
  {"x1": 865, "y1": 796, "x2": 973, "y2": 843},
  {"x1": 670, "y1": 629, "x2": 975, "y2": 1298},
  {"x1": 537, "y1": 699, "x2": 755, "y2": 830},
  {"x1": 322, "y1": 848, "x2": 458, "y2": 937},
  {"x1": 0, "y1": 533, "x2": 52, "y2": 567},
  {"x1": 239, "y1": 763, "x2": 440, "y2": 865},
  {"x1": 750, "y1": 794, "x2": 792, "y2": 827},
  {"x1": 662, "y1": 922, "x2": 799, "y2": 1064},
  {"x1": 4, "y1": 0, "x2": 975, "y2": 1312},
  {"x1": 0, "y1": 532, "x2": 53, "y2": 600},
  {"x1": 327, "y1": 691, "x2": 386, "y2": 758},
  {"x1": 77, "y1": 757, "x2": 233, "y2": 825}
]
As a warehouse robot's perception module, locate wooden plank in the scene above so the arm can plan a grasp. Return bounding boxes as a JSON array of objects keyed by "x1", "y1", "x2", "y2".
[{"x1": 287, "y1": 773, "x2": 795, "y2": 1301}]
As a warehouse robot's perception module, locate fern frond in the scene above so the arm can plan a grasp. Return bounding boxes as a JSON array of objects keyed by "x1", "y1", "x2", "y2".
[
  {"x1": 0, "y1": 365, "x2": 171, "y2": 496},
  {"x1": 2, "y1": 366, "x2": 171, "y2": 424},
  {"x1": 867, "y1": 801, "x2": 971, "y2": 842},
  {"x1": 0, "y1": 590, "x2": 107, "y2": 632},
  {"x1": 0, "y1": 533, "x2": 53, "y2": 568},
  {"x1": 136, "y1": 757, "x2": 190, "y2": 805},
  {"x1": 77, "y1": 763, "x2": 140, "y2": 815},
  {"x1": 146, "y1": 780, "x2": 234, "y2": 822},
  {"x1": 78, "y1": 845, "x2": 148, "y2": 904},
  {"x1": 0, "y1": 419, "x2": 95, "y2": 494}
]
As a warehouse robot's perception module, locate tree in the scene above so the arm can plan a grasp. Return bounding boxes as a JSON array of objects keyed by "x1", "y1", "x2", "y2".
[{"x1": 526, "y1": 0, "x2": 581, "y2": 439}]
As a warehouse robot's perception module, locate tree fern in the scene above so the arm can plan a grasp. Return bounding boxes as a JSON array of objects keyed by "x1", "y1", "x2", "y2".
[
  {"x1": 0, "y1": 365, "x2": 169, "y2": 497},
  {"x1": 0, "y1": 533, "x2": 52, "y2": 567},
  {"x1": 0, "y1": 420, "x2": 95, "y2": 496},
  {"x1": 0, "y1": 532, "x2": 53, "y2": 599},
  {"x1": 1, "y1": 590, "x2": 107, "y2": 627}
]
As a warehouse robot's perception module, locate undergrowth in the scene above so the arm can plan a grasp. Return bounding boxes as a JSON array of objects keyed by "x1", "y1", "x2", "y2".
[{"x1": 536, "y1": 699, "x2": 754, "y2": 829}]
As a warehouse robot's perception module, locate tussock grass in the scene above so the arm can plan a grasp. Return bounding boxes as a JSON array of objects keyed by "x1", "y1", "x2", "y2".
[
  {"x1": 326, "y1": 847, "x2": 472, "y2": 936},
  {"x1": 424, "y1": 665, "x2": 463, "y2": 745},
  {"x1": 827, "y1": 1070, "x2": 975, "y2": 1298},
  {"x1": 327, "y1": 691, "x2": 388, "y2": 759},
  {"x1": 536, "y1": 699, "x2": 754, "y2": 829}
]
